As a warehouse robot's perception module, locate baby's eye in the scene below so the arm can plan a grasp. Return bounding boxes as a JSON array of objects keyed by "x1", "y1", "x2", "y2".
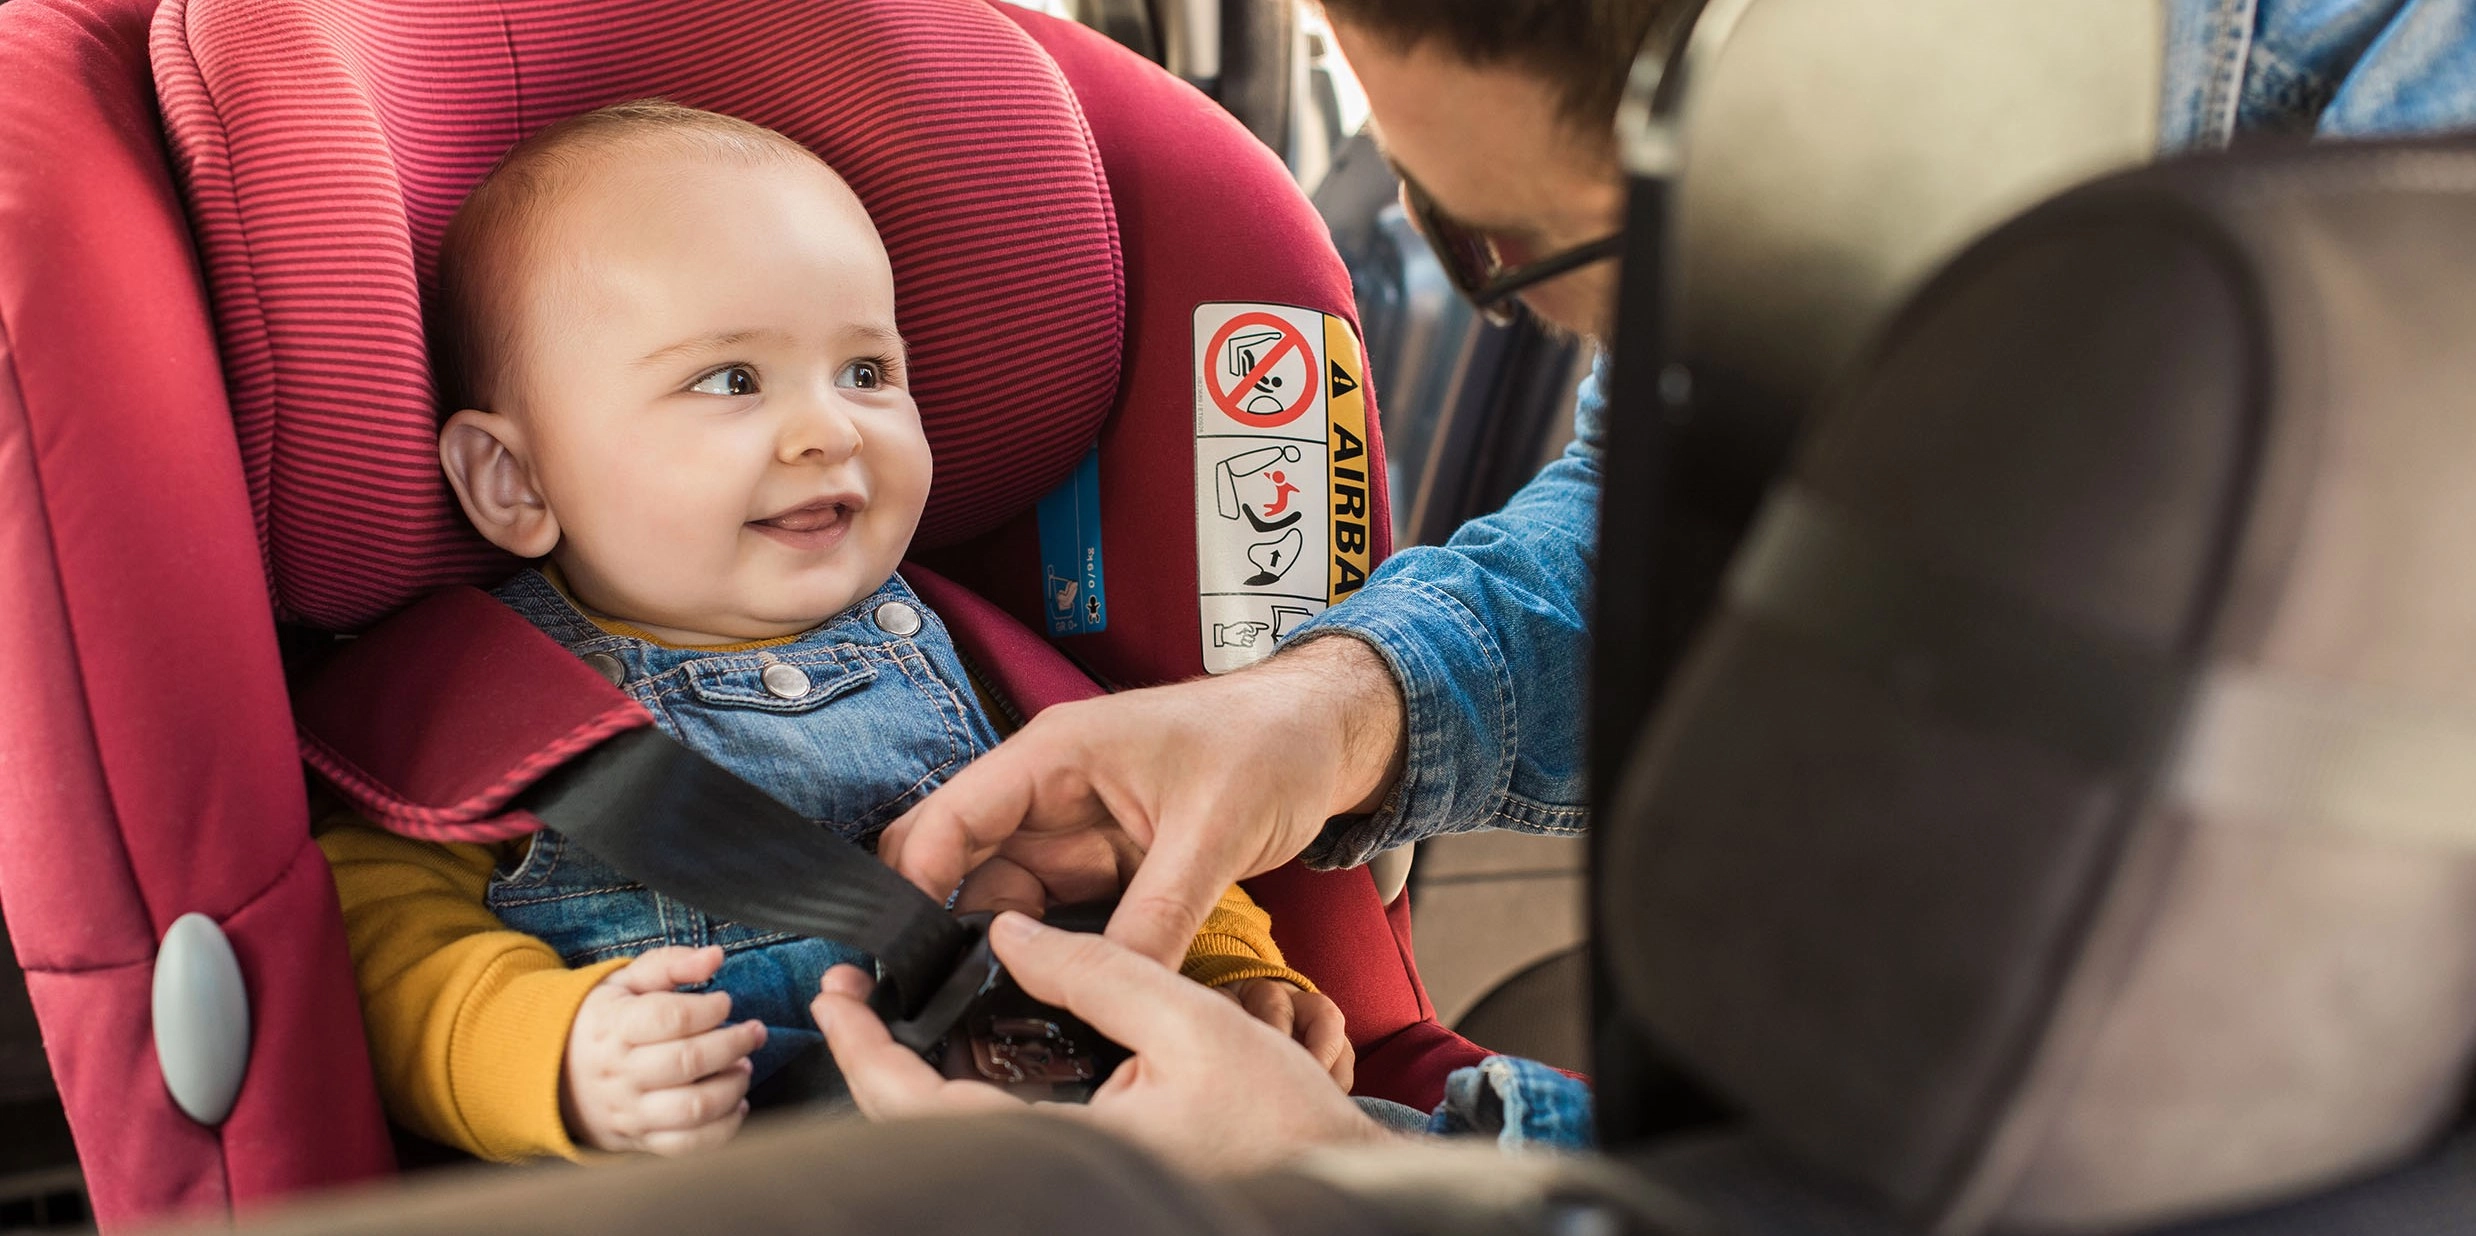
[
  {"x1": 688, "y1": 365, "x2": 759, "y2": 397},
  {"x1": 838, "y1": 359, "x2": 887, "y2": 390}
]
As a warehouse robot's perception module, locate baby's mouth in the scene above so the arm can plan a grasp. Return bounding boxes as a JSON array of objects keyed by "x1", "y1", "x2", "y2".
[{"x1": 750, "y1": 497, "x2": 860, "y2": 548}]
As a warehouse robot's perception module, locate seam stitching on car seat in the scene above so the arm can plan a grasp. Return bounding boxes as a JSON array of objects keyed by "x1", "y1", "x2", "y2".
[
  {"x1": 5, "y1": 829, "x2": 324, "y2": 980},
  {"x1": 494, "y1": 2, "x2": 522, "y2": 131},
  {"x1": 166, "y1": 0, "x2": 288, "y2": 617},
  {"x1": 297, "y1": 706, "x2": 647, "y2": 838}
]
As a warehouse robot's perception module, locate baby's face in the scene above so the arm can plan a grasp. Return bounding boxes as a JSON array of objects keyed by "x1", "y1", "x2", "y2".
[{"x1": 491, "y1": 147, "x2": 929, "y2": 644}]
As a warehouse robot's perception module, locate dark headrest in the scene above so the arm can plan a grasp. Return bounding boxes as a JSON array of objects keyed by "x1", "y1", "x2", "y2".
[{"x1": 1606, "y1": 136, "x2": 2476, "y2": 1232}]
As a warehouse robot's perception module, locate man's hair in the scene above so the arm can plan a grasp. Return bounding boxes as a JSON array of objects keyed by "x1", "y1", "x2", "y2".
[
  {"x1": 1318, "y1": 0, "x2": 1665, "y2": 129},
  {"x1": 430, "y1": 99, "x2": 825, "y2": 411}
]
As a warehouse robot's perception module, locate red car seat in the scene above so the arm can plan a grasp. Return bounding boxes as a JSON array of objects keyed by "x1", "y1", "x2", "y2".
[{"x1": 0, "y1": 0, "x2": 1495, "y2": 1225}]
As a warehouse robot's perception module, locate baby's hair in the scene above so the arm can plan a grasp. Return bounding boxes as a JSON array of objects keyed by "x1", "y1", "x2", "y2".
[{"x1": 430, "y1": 100, "x2": 831, "y2": 412}]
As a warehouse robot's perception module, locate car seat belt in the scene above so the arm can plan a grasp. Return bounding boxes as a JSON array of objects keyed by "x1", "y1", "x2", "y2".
[
  {"x1": 294, "y1": 586, "x2": 1005, "y2": 1053},
  {"x1": 517, "y1": 725, "x2": 985, "y2": 1046}
]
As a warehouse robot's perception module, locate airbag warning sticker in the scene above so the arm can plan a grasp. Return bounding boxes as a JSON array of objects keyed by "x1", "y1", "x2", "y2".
[{"x1": 1194, "y1": 303, "x2": 1372, "y2": 674}]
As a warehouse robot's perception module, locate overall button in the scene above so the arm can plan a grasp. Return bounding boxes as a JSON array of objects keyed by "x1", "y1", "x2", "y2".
[
  {"x1": 582, "y1": 652, "x2": 626, "y2": 687},
  {"x1": 761, "y1": 662, "x2": 813, "y2": 700},
  {"x1": 873, "y1": 600, "x2": 923, "y2": 637}
]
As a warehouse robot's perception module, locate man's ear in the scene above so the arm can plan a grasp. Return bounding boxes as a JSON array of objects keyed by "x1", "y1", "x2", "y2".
[{"x1": 440, "y1": 409, "x2": 560, "y2": 558}]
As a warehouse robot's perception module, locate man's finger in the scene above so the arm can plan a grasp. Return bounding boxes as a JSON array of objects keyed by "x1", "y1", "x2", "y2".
[
  {"x1": 617, "y1": 988, "x2": 735, "y2": 1046},
  {"x1": 608, "y1": 945, "x2": 725, "y2": 995},
  {"x1": 813, "y1": 987, "x2": 1018, "y2": 1120},
  {"x1": 819, "y1": 962, "x2": 875, "y2": 1002},
  {"x1": 978, "y1": 828, "x2": 1147, "y2": 910},
  {"x1": 879, "y1": 747, "x2": 1040, "y2": 899},
  {"x1": 1103, "y1": 837, "x2": 1234, "y2": 966},
  {"x1": 626, "y1": 1019, "x2": 766, "y2": 1089},
  {"x1": 988, "y1": 912, "x2": 1226, "y2": 1050},
  {"x1": 952, "y1": 854, "x2": 1051, "y2": 917},
  {"x1": 639, "y1": 1102, "x2": 747, "y2": 1157}
]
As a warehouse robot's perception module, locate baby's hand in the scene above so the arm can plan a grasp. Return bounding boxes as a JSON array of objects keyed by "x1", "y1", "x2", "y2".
[
  {"x1": 1220, "y1": 978, "x2": 1353, "y2": 1092},
  {"x1": 562, "y1": 945, "x2": 768, "y2": 1156}
]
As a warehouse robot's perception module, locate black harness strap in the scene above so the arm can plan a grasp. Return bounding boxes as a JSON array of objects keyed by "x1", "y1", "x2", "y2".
[{"x1": 517, "y1": 725, "x2": 975, "y2": 1028}]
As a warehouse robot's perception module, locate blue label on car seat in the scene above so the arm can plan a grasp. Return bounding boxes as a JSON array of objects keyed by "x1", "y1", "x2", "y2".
[{"x1": 1036, "y1": 447, "x2": 1107, "y2": 637}]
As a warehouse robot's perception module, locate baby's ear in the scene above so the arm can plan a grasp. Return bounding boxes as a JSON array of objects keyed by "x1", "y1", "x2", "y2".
[{"x1": 440, "y1": 410, "x2": 560, "y2": 558}]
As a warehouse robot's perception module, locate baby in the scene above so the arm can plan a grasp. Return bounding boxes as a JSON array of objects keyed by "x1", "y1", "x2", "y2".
[{"x1": 317, "y1": 101, "x2": 1346, "y2": 1162}]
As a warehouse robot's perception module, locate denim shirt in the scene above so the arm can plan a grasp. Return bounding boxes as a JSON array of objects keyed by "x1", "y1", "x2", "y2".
[
  {"x1": 485, "y1": 568, "x2": 1000, "y2": 1083},
  {"x1": 1291, "y1": 5, "x2": 2476, "y2": 1147},
  {"x1": 2163, "y1": 0, "x2": 2476, "y2": 151}
]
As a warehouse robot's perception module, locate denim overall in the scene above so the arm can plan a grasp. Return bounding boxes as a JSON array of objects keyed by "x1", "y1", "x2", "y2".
[{"x1": 485, "y1": 569, "x2": 1001, "y2": 1088}]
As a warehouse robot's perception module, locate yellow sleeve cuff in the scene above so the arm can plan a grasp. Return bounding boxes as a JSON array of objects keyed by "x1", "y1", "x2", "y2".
[
  {"x1": 1177, "y1": 884, "x2": 1316, "y2": 993},
  {"x1": 318, "y1": 818, "x2": 622, "y2": 1162},
  {"x1": 442, "y1": 953, "x2": 627, "y2": 1162}
]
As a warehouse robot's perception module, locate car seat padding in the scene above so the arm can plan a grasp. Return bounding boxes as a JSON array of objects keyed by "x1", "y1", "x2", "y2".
[
  {"x1": 0, "y1": 0, "x2": 397, "y2": 1221},
  {"x1": 151, "y1": 0, "x2": 1125, "y2": 630}
]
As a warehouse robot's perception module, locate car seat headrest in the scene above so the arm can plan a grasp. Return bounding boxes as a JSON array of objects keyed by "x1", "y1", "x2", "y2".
[
  {"x1": 1605, "y1": 136, "x2": 2476, "y2": 1232},
  {"x1": 151, "y1": 0, "x2": 1124, "y2": 629},
  {"x1": 1676, "y1": 0, "x2": 2158, "y2": 442}
]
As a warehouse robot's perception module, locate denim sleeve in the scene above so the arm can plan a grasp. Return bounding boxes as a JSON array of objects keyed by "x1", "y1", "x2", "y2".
[
  {"x1": 1283, "y1": 361, "x2": 1603, "y2": 868},
  {"x1": 1426, "y1": 1055, "x2": 1598, "y2": 1151}
]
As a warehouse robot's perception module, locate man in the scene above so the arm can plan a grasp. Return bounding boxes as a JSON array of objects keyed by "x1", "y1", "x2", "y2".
[
  {"x1": 816, "y1": 1, "x2": 1642, "y2": 1158},
  {"x1": 820, "y1": 0, "x2": 2476, "y2": 1166},
  {"x1": 878, "y1": 0, "x2": 1634, "y2": 975}
]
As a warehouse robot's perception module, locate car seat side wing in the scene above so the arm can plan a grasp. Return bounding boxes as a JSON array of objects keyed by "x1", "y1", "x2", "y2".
[{"x1": 292, "y1": 588, "x2": 653, "y2": 844}]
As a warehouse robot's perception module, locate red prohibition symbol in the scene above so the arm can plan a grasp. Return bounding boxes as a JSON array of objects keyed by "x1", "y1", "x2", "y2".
[{"x1": 1205, "y1": 311, "x2": 1320, "y2": 430}]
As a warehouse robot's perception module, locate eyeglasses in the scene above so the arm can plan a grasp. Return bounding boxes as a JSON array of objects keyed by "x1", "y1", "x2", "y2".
[{"x1": 1396, "y1": 170, "x2": 1625, "y2": 328}]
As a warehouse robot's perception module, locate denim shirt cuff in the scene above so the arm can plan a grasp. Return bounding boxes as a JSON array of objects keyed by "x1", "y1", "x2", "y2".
[
  {"x1": 1278, "y1": 577, "x2": 1515, "y2": 869},
  {"x1": 1426, "y1": 1056, "x2": 1596, "y2": 1151}
]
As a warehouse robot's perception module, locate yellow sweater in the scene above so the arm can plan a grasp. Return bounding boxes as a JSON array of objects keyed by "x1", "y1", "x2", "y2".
[{"x1": 319, "y1": 819, "x2": 1306, "y2": 1161}]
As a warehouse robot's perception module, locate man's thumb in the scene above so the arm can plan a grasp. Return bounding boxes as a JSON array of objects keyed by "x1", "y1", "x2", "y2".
[{"x1": 1103, "y1": 851, "x2": 1223, "y2": 967}]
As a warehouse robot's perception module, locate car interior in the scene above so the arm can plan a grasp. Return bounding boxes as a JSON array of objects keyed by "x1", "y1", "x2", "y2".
[{"x1": 2, "y1": 0, "x2": 2473, "y2": 1232}]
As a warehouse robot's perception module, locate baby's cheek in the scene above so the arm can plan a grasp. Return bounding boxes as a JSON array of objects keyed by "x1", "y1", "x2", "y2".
[
  {"x1": 578, "y1": 485, "x2": 725, "y2": 583},
  {"x1": 880, "y1": 421, "x2": 936, "y2": 523}
]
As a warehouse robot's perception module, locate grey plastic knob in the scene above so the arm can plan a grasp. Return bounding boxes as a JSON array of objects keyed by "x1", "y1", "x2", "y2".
[{"x1": 152, "y1": 912, "x2": 250, "y2": 1126}]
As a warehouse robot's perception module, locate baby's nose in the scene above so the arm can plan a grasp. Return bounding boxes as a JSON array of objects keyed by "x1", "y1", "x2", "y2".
[{"x1": 781, "y1": 400, "x2": 864, "y2": 461}]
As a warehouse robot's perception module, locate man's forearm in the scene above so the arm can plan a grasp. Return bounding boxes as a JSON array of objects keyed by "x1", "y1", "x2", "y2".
[
  {"x1": 1259, "y1": 632, "x2": 1409, "y2": 818},
  {"x1": 1274, "y1": 365, "x2": 1605, "y2": 865}
]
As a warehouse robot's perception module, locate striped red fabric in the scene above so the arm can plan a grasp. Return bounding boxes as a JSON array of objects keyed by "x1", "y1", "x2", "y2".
[{"x1": 151, "y1": 0, "x2": 1124, "y2": 630}]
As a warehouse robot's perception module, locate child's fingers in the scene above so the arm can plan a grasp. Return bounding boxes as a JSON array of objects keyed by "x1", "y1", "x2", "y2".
[
  {"x1": 607, "y1": 945, "x2": 727, "y2": 995},
  {"x1": 636, "y1": 1058, "x2": 754, "y2": 1134},
  {"x1": 616, "y1": 988, "x2": 736, "y2": 1046},
  {"x1": 1236, "y1": 980, "x2": 1296, "y2": 1039},
  {"x1": 1296, "y1": 996, "x2": 1353, "y2": 1091},
  {"x1": 638, "y1": 1101, "x2": 749, "y2": 1158},
  {"x1": 624, "y1": 1019, "x2": 766, "y2": 1089}
]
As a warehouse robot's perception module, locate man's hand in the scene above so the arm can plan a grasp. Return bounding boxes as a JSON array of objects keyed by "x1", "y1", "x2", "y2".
[
  {"x1": 562, "y1": 946, "x2": 768, "y2": 1156},
  {"x1": 813, "y1": 912, "x2": 1396, "y2": 1176},
  {"x1": 1220, "y1": 979, "x2": 1353, "y2": 1091},
  {"x1": 877, "y1": 636, "x2": 1407, "y2": 965}
]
